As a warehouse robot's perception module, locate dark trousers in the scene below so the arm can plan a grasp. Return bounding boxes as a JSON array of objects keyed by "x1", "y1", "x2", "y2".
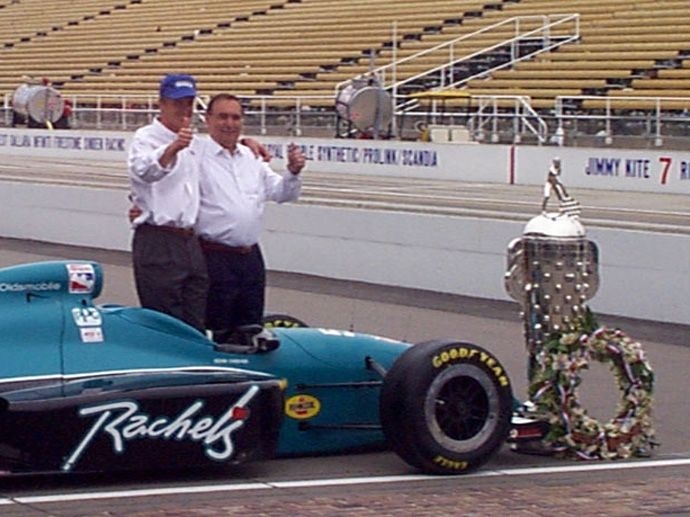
[
  {"x1": 132, "y1": 225, "x2": 208, "y2": 332},
  {"x1": 203, "y1": 244, "x2": 265, "y2": 333}
]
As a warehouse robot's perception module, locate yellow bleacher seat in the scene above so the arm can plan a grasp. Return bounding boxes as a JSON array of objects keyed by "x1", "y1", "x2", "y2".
[{"x1": 0, "y1": 0, "x2": 688, "y2": 114}]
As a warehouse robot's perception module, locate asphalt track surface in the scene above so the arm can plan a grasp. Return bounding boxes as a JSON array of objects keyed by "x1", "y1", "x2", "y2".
[{"x1": 0, "y1": 157, "x2": 688, "y2": 515}]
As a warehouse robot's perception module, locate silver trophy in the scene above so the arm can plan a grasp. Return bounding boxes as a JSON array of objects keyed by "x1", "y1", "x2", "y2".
[
  {"x1": 505, "y1": 159, "x2": 599, "y2": 361},
  {"x1": 505, "y1": 161, "x2": 656, "y2": 459}
]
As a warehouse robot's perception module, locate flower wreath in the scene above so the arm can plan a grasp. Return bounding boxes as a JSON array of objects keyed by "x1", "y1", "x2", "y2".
[{"x1": 528, "y1": 312, "x2": 656, "y2": 459}]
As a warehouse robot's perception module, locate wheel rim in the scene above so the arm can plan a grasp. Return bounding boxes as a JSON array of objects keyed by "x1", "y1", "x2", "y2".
[{"x1": 424, "y1": 364, "x2": 502, "y2": 453}]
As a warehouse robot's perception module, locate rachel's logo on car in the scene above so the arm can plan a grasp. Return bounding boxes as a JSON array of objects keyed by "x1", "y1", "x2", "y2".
[
  {"x1": 285, "y1": 394, "x2": 320, "y2": 420},
  {"x1": 63, "y1": 386, "x2": 259, "y2": 472}
]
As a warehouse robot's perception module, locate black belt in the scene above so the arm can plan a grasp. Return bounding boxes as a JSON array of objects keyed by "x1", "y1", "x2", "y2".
[
  {"x1": 139, "y1": 223, "x2": 195, "y2": 237},
  {"x1": 200, "y1": 239, "x2": 256, "y2": 255}
]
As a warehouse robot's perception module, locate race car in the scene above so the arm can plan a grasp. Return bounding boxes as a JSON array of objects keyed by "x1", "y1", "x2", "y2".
[{"x1": 0, "y1": 259, "x2": 536, "y2": 476}]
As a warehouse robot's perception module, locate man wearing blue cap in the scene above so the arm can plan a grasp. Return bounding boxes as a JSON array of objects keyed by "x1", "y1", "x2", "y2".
[{"x1": 127, "y1": 73, "x2": 208, "y2": 331}]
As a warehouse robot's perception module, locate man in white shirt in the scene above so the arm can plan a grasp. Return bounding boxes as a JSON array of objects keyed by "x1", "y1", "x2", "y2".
[
  {"x1": 195, "y1": 93, "x2": 306, "y2": 342},
  {"x1": 127, "y1": 73, "x2": 208, "y2": 332}
]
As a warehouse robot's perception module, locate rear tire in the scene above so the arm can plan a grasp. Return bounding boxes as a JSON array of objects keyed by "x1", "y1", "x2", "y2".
[
  {"x1": 380, "y1": 340, "x2": 513, "y2": 475},
  {"x1": 262, "y1": 314, "x2": 308, "y2": 329}
]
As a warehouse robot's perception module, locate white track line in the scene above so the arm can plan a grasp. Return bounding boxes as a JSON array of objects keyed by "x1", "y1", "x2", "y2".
[{"x1": 0, "y1": 458, "x2": 689, "y2": 506}]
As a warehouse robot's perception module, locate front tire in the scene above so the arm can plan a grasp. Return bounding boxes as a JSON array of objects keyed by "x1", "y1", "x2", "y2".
[{"x1": 380, "y1": 340, "x2": 513, "y2": 475}]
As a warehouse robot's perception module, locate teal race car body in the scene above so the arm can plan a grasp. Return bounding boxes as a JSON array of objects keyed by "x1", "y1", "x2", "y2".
[{"x1": 0, "y1": 260, "x2": 529, "y2": 475}]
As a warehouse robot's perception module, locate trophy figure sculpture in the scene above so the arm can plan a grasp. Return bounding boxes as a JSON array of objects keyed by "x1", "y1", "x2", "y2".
[{"x1": 505, "y1": 159, "x2": 599, "y2": 372}]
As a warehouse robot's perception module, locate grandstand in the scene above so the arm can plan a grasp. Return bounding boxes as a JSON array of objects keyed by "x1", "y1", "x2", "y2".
[
  {"x1": 2, "y1": 0, "x2": 690, "y2": 139},
  {"x1": 464, "y1": 0, "x2": 690, "y2": 111}
]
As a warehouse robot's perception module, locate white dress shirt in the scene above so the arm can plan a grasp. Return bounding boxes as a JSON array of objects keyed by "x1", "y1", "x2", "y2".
[
  {"x1": 195, "y1": 138, "x2": 302, "y2": 247},
  {"x1": 127, "y1": 118, "x2": 200, "y2": 229}
]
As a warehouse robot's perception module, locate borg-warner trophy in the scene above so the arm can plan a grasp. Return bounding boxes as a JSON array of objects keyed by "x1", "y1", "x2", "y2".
[
  {"x1": 504, "y1": 159, "x2": 655, "y2": 459},
  {"x1": 505, "y1": 158, "x2": 599, "y2": 373}
]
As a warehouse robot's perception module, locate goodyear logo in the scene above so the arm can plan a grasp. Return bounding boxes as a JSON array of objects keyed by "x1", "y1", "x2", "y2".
[
  {"x1": 285, "y1": 394, "x2": 321, "y2": 420},
  {"x1": 432, "y1": 346, "x2": 510, "y2": 387},
  {"x1": 433, "y1": 455, "x2": 469, "y2": 471}
]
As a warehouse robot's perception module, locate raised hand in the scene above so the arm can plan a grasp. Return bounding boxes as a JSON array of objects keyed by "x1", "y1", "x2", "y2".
[
  {"x1": 159, "y1": 116, "x2": 194, "y2": 168},
  {"x1": 173, "y1": 116, "x2": 194, "y2": 151},
  {"x1": 286, "y1": 143, "x2": 306, "y2": 175}
]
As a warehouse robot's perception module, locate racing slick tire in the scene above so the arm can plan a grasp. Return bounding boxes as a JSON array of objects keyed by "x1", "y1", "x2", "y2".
[
  {"x1": 262, "y1": 314, "x2": 308, "y2": 329},
  {"x1": 379, "y1": 340, "x2": 513, "y2": 475}
]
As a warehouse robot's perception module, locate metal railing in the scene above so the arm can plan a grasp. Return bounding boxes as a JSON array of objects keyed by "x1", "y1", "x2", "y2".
[
  {"x1": 555, "y1": 95, "x2": 690, "y2": 148},
  {"x1": 6, "y1": 90, "x2": 690, "y2": 149},
  {"x1": 336, "y1": 15, "x2": 579, "y2": 104},
  {"x1": 332, "y1": 15, "x2": 578, "y2": 144},
  {"x1": 470, "y1": 95, "x2": 548, "y2": 144}
]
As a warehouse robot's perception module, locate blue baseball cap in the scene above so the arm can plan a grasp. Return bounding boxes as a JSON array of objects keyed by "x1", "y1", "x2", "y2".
[{"x1": 159, "y1": 73, "x2": 197, "y2": 99}]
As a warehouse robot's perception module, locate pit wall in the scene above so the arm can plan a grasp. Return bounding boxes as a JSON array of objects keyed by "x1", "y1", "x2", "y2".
[
  {"x1": 0, "y1": 128, "x2": 687, "y2": 325},
  {"x1": 3, "y1": 128, "x2": 690, "y2": 192}
]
